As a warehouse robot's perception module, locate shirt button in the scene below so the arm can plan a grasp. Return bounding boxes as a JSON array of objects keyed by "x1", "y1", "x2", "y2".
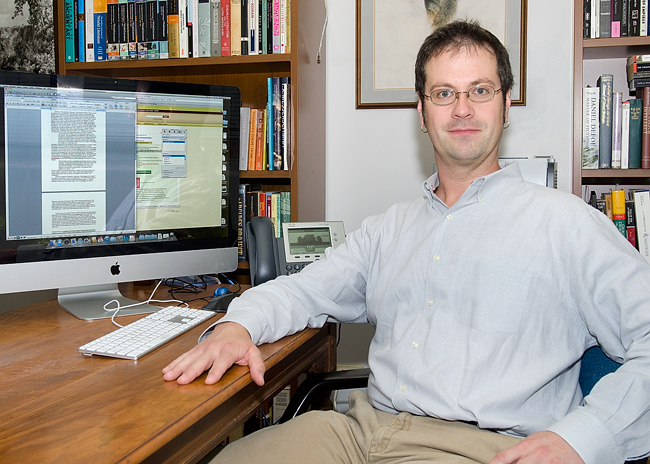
[
  {"x1": 434, "y1": 255, "x2": 440, "y2": 261},
  {"x1": 413, "y1": 342, "x2": 419, "y2": 348},
  {"x1": 446, "y1": 214, "x2": 452, "y2": 220},
  {"x1": 400, "y1": 385, "x2": 407, "y2": 392},
  {"x1": 427, "y1": 299, "x2": 433, "y2": 306},
  {"x1": 479, "y1": 198, "x2": 484, "y2": 202}
]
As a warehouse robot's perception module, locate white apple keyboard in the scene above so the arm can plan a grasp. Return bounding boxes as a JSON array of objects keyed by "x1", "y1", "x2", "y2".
[{"x1": 78, "y1": 306, "x2": 217, "y2": 360}]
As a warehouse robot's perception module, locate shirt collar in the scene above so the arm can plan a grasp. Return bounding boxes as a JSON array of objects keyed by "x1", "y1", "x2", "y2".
[{"x1": 422, "y1": 162, "x2": 524, "y2": 210}]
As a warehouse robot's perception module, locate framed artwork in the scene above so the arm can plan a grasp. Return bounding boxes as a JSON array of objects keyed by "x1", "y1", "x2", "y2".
[{"x1": 356, "y1": 0, "x2": 527, "y2": 109}]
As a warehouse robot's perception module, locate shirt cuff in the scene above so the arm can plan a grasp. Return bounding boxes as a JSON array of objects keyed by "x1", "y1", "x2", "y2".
[{"x1": 547, "y1": 408, "x2": 625, "y2": 464}]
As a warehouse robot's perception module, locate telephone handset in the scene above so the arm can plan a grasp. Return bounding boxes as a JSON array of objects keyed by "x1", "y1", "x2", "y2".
[{"x1": 246, "y1": 216, "x2": 345, "y2": 286}]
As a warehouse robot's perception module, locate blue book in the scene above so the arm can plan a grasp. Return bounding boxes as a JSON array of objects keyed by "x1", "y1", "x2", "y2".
[
  {"x1": 94, "y1": 1, "x2": 108, "y2": 61},
  {"x1": 78, "y1": 0, "x2": 85, "y2": 61},
  {"x1": 65, "y1": 0, "x2": 75, "y2": 62}
]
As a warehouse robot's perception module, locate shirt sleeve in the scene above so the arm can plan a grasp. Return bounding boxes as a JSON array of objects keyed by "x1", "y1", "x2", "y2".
[
  {"x1": 216, "y1": 219, "x2": 377, "y2": 345},
  {"x1": 548, "y1": 205, "x2": 650, "y2": 464}
]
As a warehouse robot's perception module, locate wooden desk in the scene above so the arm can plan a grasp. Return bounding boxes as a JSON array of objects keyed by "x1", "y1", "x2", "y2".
[{"x1": 0, "y1": 283, "x2": 336, "y2": 464}]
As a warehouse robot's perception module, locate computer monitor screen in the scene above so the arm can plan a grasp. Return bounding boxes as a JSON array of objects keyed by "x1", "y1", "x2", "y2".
[{"x1": 0, "y1": 71, "x2": 240, "y2": 319}]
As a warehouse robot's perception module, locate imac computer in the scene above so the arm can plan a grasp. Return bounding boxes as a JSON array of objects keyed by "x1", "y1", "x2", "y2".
[{"x1": 0, "y1": 71, "x2": 240, "y2": 319}]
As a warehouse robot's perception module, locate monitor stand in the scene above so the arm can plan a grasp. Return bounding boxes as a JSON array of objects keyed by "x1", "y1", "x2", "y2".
[{"x1": 58, "y1": 284, "x2": 162, "y2": 320}]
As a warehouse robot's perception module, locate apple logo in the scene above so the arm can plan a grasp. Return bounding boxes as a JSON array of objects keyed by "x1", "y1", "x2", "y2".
[{"x1": 110, "y1": 262, "x2": 121, "y2": 276}]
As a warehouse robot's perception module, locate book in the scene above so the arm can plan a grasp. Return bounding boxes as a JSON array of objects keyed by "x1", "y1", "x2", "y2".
[
  {"x1": 621, "y1": 99, "x2": 630, "y2": 168},
  {"x1": 93, "y1": 0, "x2": 108, "y2": 61},
  {"x1": 135, "y1": 0, "x2": 147, "y2": 58},
  {"x1": 642, "y1": 86, "x2": 650, "y2": 168},
  {"x1": 237, "y1": 184, "x2": 247, "y2": 260},
  {"x1": 197, "y1": 0, "x2": 211, "y2": 56},
  {"x1": 281, "y1": 76, "x2": 290, "y2": 170},
  {"x1": 210, "y1": 0, "x2": 221, "y2": 56},
  {"x1": 107, "y1": 0, "x2": 120, "y2": 60},
  {"x1": 612, "y1": 0, "x2": 622, "y2": 36},
  {"x1": 239, "y1": 107, "x2": 251, "y2": 170},
  {"x1": 86, "y1": 0, "x2": 95, "y2": 61},
  {"x1": 600, "y1": 0, "x2": 611, "y2": 37},
  {"x1": 631, "y1": 0, "x2": 641, "y2": 35},
  {"x1": 65, "y1": 0, "x2": 75, "y2": 62},
  {"x1": 247, "y1": 108, "x2": 258, "y2": 169},
  {"x1": 126, "y1": 0, "x2": 137, "y2": 59},
  {"x1": 158, "y1": 0, "x2": 169, "y2": 58},
  {"x1": 594, "y1": 0, "x2": 600, "y2": 37},
  {"x1": 598, "y1": 74, "x2": 614, "y2": 168},
  {"x1": 248, "y1": 0, "x2": 256, "y2": 54},
  {"x1": 272, "y1": 76, "x2": 281, "y2": 170},
  {"x1": 634, "y1": 189, "x2": 650, "y2": 262},
  {"x1": 629, "y1": 98, "x2": 643, "y2": 168},
  {"x1": 272, "y1": 0, "x2": 280, "y2": 53},
  {"x1": 186, "y1": 0, "x2": 194, "y2": 57},
  {"x1": 254, "y1": 108, "x2": 266, "y2": 170},
  {"x1": 584, "y1": 0, "x2": 592, "y2": 38},
  {"x1": 192, "y1": 0, "x2": 200, "y2": 57},
  {"x1": 280, "y1": 191, "x2": 290, "y2": 230},
  {"x1": 611, "y1": 92, "x2": 623, "y2": 168},
  {"x1": 642, "y1": 0, "x2": 648, "y2": 36},
  {"x1": 241, "y1": 0, "x2": 249, "y2": 55},
  {"x1": 178, "y1": 0, "x2": 188, "y2": 57},
  {"x1": 626, "y1": 198, "x2": 638, "y2": 247},
  {"x1": 612, "y1": 189, "x2": 627, "y2": 235},
  {"x1": 221, "y1": 0, "x2": 230, "y2": 56},
  {"x1": 622, "y1": 0, "x2": 630, "y2": 36},
  {"x1": 118, "y1": 0, "x2": 128, "y2": 59},
  {"x1": 75, "y1": 0, "x2": 82, "y2": 61},
  {"x1": 603, "y1": 191, "x2": 613, "y2": 220},
  {"x1": 267, "y1": 77, "x2": 274, "y2": 170},
  {"x1": 231, "y1": 0, "x2": 242, "y2": 55},
  {"x1": 167, "y1": 0, "x2": 180, "y2": 57}
]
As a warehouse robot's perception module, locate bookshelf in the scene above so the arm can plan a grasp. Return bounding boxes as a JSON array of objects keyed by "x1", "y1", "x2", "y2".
[
  {"x1": 52, "y1": 0, "x2": 327, "y2": 225},
  {"x1": 573, "y1": 0, "x2": 650, "y2": 197}
]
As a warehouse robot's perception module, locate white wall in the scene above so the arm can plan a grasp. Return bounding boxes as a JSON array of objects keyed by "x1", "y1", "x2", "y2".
[{"x1": 325, "y1": 0, "x2": 574, "y2": 364}]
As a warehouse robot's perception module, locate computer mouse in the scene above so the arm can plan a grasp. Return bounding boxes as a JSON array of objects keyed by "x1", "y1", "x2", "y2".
[
  {"x1": 202, "y1": 291, "x2": 239, "y2": 312},
  {"x1": 214, "y1": 286, "x2": 230, "y2": 297}
]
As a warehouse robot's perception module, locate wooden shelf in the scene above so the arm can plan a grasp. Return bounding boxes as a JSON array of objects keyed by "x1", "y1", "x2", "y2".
[
  {"x1": 582, "y1": 169, "x2": 650, "y2": 178},
  {"x1": 240, "y1": 170, "x2": 292, "y2": 179}
]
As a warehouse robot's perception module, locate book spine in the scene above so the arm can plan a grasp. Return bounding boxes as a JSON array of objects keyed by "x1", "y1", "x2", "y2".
[
  {"x1": 629, "y1": 98, "x2": 643, "y2": 167},
  {"x1": 272, "y1": 0, "x2": 280, "y2": 53},
  {"x1": 642, "y1": 0, "x2": 648, "y2": 35},
  {"x1": 74, "y1": 0, "x2": 80, "y2": 60},
  {"x1": 178, "y1": 0, "x2": 188, "y2": 57},
  {"x1": 147, "y1": 0, "x2": 160, "y2": 59},
  {"x1": 279, "y1": 0, "x2": 286, "y2": 53},
  {"x1": 230, "y1": 0, "x2": 242, "y2": 55},
  {"x1": 249, "y1": 0, "x2": 256, "y2": 54},
  {"x1": 281, "y1": 77, "x2": 290, "y2": 170},
  {"x1": 622, "y1": 0, "x2": 630, "y2": 35},
  {"x1": 258, "y1": 0, "x2": 264, "y2": 53},
  {"x1": 79, "y1": 0, "x2": 86, "y2": 61},
  {"x1": 117, "y1": 0, "x2": 128, "y2": 59},
  {"x1": 626, "y1": 198, "x2": 638, "y2": 247},
  {"x1": 221, "y1": 0, "x2": 230, "y2": 56},
  {"x1": 634, "y1": 189, "x2": 650, "y2": 262},
  {"x1": 583, "y1": 87, "x2": 600, "y2": 169},
  {"x1": 186, "y1": 0, "x2": 193, "y2": 57},
  {"x1": 241, "y1": 0, "x2": 249, "y2": 55},
  {"x1": 585, "y1": 0, "x2": 592, "y2": 38},
  {"x1": 94, "y1": 0, "x2": 108, "y2": 60},
  {"x1": 593, "y1": 0, "x2": 600, "y2": 37},
  {"x1": 612, "y1": 0, "x2": 622, "y2": 36},
  {"x1": 622, "y1": 99, "x2": 631, "y2": 168},
  {"x1": 158, "y1": 0, "x2": 168, "y2": 58},
  {"x1": 612, "y1": 190, "x2": 627, "y2": 235},
  {"x1": 210, "y1": 0, "x2": 221, "y2": 56},
  {"x1": 126, "y1": 0, "x2": 137, "y2": 58},
  {"x1": 167, "y1": 0, "x2": 179, "y2": 57},
  {"x1": 86, "y1": 0, "x2": 95, "y2": 61},
  {"x1": 272, "y1": 76, "x2": 281, "y2": 170},
  {"x1": 237, "y1": 184, "x2": 247, "y2": 259},
  {"x1": 107, "y1": 0, "x2": 120, "y2": 60},
  {"x1": 65, "y1": 0, "x2": 76, "y2": 61},
  {"x1": 197, "y1": 0, "x2": 211, "y2": 56},
  {"x1": 598, "y1": 74, "x2": 613, "y2": 168},
  {"x1": 248, "y1": 108, "x2": 257, "y2": 169},
  {"x1": 266, "y1": 0, "x2": 272, "y2": 53},
  {"x1": 612, "y1": 92, "x2": 623, "y2": 168},
  {"x1": 642, "y1": 86, "x2": 650, "y2": 168},
  {"x1": 600, "y1": 0, "x2": 612, "y2": 37},
  {"x1": 280, "y1": 191, "x2": 290, "y2": 225},
  {"x1": 267, "y1": 78, "x2": 274, "y2": 170},
  {"x1": 255, "y1": 109, "x2": 265, "y2": 170},
  {"x1": 631, "y1": 0, "x2": 641, "y2": 35},
  {"x1": 239, "y1": 107, "x2": 251, "y2": 170}
]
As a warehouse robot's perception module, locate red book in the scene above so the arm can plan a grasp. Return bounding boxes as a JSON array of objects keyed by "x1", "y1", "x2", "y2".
[
  {"x1": 641, "y1": 86, "x2": 650, "y2": 168},
  {"x1": 221, "y1": 0, "x2": 230, "y2": 56}
]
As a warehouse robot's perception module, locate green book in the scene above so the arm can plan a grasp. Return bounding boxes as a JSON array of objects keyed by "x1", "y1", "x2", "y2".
[{"x1": 629, "y1": 98, "x2": 643, "y2": 169}]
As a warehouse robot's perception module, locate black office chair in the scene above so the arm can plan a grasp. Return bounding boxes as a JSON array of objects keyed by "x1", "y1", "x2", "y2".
[{"x1": 279, "y1": 346, "x2": 647, "y2": 464}]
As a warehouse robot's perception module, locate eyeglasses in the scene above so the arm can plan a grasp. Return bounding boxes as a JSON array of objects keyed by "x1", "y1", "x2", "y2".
[{"x1": 423, "y1": 85, "x2": 502, "y2": 106}]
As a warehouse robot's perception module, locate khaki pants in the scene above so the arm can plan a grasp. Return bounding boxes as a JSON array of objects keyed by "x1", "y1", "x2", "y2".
[{"x1": 212, "y1": 391, "x2": 521, "y2": 463}]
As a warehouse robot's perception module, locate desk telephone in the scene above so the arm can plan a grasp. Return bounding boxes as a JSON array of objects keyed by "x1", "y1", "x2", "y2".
[{"x1": 247, "y1": 217, "x2": 345, "y2": 286}]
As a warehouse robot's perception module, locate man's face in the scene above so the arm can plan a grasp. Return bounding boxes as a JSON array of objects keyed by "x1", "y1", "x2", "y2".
[{"x1": 417, "y1": 46, "x2": 511, "y2": 171}]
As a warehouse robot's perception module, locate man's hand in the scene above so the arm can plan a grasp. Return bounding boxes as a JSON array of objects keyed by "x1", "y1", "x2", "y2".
[
  {"x1": 162, "y1": 322, "x2": 266, "y2": 386},
  {"x1": 489, "y1": 431, "x2": 584, "y2": 464}
]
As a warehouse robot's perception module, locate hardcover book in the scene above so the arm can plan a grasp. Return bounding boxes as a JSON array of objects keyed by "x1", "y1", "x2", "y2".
[
  {"x1": 94, "y1": 0, "x2": 108, "y2": 61},
  {"x1": 210, "y1": 0, "x2": 221, "y2": 56},
  {"x1": 600, "y1": 0, "x2": 611, "y2": 37},
  {"x1": 634, "y1": 189, "x2": 650, "y2": 262},
  {"x1": 612, "y1": 92, "x2": 623, "y2": 168},
  {"x1": 629, "y1": 98, "x2": 643, "y2": 168},
  {"x1": 197, "y1": 0, "x2": 211, "y2": 56},
  {"x1": 612, "y1": 189, "x2": 627, "y2": 235},
  {"x1": 621, "y1": 99, "x2": 630, "y2": 168},
  {"x1": 598, "y1": 74, "x2": 613, "y2": 168},
  {"x1": 642, "y1": 86, "x2": 650, "y2": 168}
]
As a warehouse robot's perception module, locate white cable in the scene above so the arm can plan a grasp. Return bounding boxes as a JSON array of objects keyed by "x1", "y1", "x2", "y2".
[
  {"x1": 104, "y1": 279, "x2": 188, "y2": 328},
  {"x1": 317, "y1": 0, "x2": 328, "y2": 64}
]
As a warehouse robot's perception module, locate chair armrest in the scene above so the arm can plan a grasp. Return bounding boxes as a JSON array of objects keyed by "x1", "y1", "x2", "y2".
[{"x1": 278, "y1": 368, "x2": 370, "y2": 424}]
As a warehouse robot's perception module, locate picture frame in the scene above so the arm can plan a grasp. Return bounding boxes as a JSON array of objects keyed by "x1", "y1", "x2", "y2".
[{"x1": 356, "y1": 0, "x2": 527, "y2": 109}]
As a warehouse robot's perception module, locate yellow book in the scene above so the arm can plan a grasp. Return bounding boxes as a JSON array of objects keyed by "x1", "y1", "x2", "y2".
[
  {"x1": 611, "y1": 189, "x2": 627, "y2": 236},
  {"x1": 230, "y1": 0, "x2": 242, "y2": 55}
]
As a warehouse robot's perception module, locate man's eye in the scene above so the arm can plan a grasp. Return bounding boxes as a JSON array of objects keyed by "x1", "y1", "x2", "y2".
[
  {"x1": 435, "y1": 89, "x2": 454, "y2": 99},
  {"x1": 473, "y1": 86, "x2": 490, "y2": 96}
]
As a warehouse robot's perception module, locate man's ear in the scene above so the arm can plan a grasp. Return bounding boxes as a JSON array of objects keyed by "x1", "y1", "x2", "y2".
[
  {"x1": 417, "y1": 97, "x2": 426, "y2": 127},
  {"x1": 504, "y1": 89, "x2": 512, "y2": 123}
]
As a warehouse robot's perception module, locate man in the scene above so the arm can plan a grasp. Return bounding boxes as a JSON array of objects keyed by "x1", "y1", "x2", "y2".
[{"x1": 163, "y1": 20, "x2": 650, "y2": 464}]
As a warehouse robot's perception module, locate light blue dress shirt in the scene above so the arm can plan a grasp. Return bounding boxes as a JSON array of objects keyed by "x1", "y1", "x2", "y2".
[{"x1": 220, "y1": 163, "x2": 650, "y2": 464}]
